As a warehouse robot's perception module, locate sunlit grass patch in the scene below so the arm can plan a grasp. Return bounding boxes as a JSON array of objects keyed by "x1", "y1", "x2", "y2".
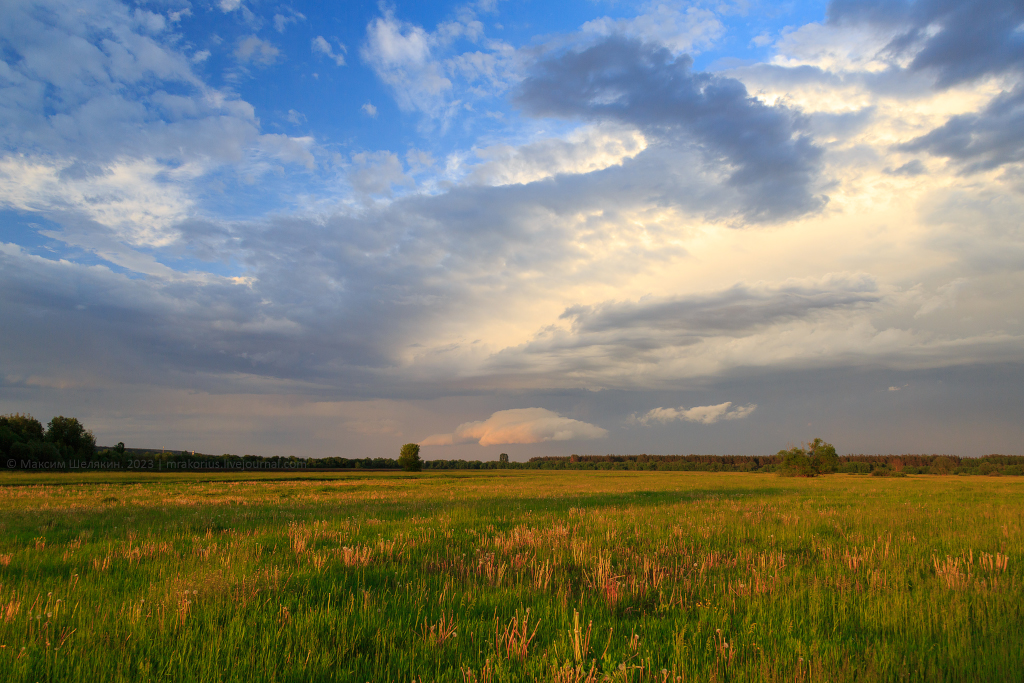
[{"x1": 0, "y1": 470, "x2": 1020, "y2": 681}]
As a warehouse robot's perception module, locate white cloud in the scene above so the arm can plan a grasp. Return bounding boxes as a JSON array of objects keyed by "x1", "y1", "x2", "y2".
[
  {"x1": 0, "y1": 156, "x2": 194, "y2": 247},
  {"x1": 361, "y1": 12, "x2": 453, "y2": 118},
  {"x1": 312, "y1": 36, "x2": 346, "y2": 67},
  {"x1": 235, "y1": 36, "x2": 280, "y2": 67},
  {"x1": 274, "y1": 10, "x2": 305, "y2": 33},
  {"x1": 421, "y1": 408, "x2": 607, "y2": 446},
  {"x1": 361, "y1": 102, "x2": 378, "y2": 117},
  {"x1": 464, "y1": 124, "x2": 647, "y2": 186},
  {"x1": 218, "y1": 0, "x2": 242, "y2": 12},
  {"x1": 347, "y1": 151, "x2": 413, "y2": 196},
  {"x1": 581, "y1": 3, "x2": 724, "y2": 54},
  {"x1": 638, "y1": 402, "x2": 757, "y2": 425}
]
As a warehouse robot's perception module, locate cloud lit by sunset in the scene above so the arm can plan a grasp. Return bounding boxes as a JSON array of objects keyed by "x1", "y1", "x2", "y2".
[{"x1": 1, "y1": 0, "x2": 1022, "y2": 457}]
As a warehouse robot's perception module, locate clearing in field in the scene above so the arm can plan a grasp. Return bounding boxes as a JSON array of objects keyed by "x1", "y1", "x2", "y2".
[{"x1": 0, "y1": 470, "x2": 1020, "y2": 681}]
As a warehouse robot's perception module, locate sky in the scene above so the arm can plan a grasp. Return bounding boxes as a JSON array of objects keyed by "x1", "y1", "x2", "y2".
[{"x1": 1, "y1": 0, "x2": 1023, "y2": 459}]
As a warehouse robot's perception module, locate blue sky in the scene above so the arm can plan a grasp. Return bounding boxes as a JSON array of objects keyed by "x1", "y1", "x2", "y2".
[{"x1": 2, "y1": 0, "x2": 1023, "y2": 458}]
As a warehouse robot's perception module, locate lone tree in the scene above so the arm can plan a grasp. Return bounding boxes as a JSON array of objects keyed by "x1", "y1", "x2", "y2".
[
  {"x1": 778, "y1": 438, "x2": 838, "y2": 477},
  {"x1": 398, "y1": 443, "x2": 422, "y2": 472},
  {"x1": 499, "y1": 453, "x2": 509, "y2": 466}
]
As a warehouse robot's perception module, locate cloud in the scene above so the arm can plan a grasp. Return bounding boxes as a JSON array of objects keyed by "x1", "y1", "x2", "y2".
[
  {"x1": 638, "y1": 402, "x2": 757, "y2": 425},
  {"x1": 312, "y1": 36, "x2": 346, "y2": 67},
  {"x1": 235, "y1": 36, "x2": 281, "y2": 67},
  {"x1": 361, "y1": 11, "x2": 453, "y2": 118},
  {"x1": 828, "y1": 0, "x2": 1024, "y2": 87},
  {"x1": 581, "y1": 4, "x2": 725, "y2": 54},
  {"x1": 885, "y1": 159, "x2": 926, "y2": 176},
  {"x1": 899, "y1": 86, "x2": 1024, "y2": 173},
  {"x1": 516, "y1": 36, "x2": 826, "y2": 221},
  {"x1": 464, "y1": 124, "x2": 647, "y2": 186},
  {"x1": 274, "y1": 10, "x2": 305, "y2": 33},
  {"x1": 560, "y1": 276, "x2": 881, "y2": 336},
  {"x1": 421, "y1": 408, "x2": 607, "y2": 446},
  {"x1": 361, "y1": 103, "x2": 378, "y2": 117},
  {"x1": 914, "y1": 278, "x2": 968, "y2": 318}
]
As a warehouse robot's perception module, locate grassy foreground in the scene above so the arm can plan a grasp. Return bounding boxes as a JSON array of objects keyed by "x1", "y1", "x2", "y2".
[{"x1": 0, "y1": 470, "x2": 1020, "y2": 682}]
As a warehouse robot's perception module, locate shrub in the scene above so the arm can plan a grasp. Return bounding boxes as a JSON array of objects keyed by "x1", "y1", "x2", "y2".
[
  {"x1": 778, "y1": 447, "x2": 816, "y2": 477},
  {"x1": 398, "y1": 443, "x2": 422, "y2": 472}
]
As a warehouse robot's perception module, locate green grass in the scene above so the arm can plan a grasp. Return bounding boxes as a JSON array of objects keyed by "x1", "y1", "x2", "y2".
[{"x1": 0, "y1": 470, "x2": 1020, "y2": 682}]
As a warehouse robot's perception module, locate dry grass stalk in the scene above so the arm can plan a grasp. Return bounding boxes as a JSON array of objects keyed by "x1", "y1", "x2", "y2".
[
  {"x1": 570, "y1": 609, "x2": 592, "y2": 664},
  {"x1": 550, "y1": 661, "x2": 599, "y2": 683},
  {"x1": 339, "y1": 545, "x2": 372, "y2": 567},
  {"x1": 421, "y1": 612, "x2": 458, "y2": 646},
  {"x1": 933, "y1": 555, "x2": 971, "y2": 589},
  {"x1": 495, "y1": 608, "x2": 538, "y2": 661},
  {"x1": 532, "y1": 558, "x2": 554, "y2": 591},
  {"x1": 3, "y1": 595, "x2": 21, "y2": 623},
  {"x1": 980, "y1": 552, "x2": 1009, "y2": 573},
  {"x1": 460, "y1": 658, "x2": 493, "y2": 683}
]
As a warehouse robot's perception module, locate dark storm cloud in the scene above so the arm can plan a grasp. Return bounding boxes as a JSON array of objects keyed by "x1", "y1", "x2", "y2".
[
  {"x1": 899, "y1": 86, "x2": 1024, "y2": 173},
  {"x1": 515, "y1": 36, "x2": 826, "y2": 222},
  {"x1": 828, "y1": 0, "x2": 1024, "y2": 88}
]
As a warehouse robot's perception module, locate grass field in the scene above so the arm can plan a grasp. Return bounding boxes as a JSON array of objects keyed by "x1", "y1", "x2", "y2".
[{"x1": 0, "y1": 470, "x2": 1020, "y2": 682}]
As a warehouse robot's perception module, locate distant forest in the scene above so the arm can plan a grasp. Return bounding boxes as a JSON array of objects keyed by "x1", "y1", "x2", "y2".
[{"x1": 3, "y1": 412, "x2": 1022, "y2": 475}]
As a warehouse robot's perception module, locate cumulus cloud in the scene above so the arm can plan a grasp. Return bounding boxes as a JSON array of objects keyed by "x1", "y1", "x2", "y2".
[
  {"x1": 361, "y1": 12, "x2": 454, "y2": 118},
  {"x1": 421, "y1": 408, "x2": 607, "y2": 446},
  {"x1": 312, "y1": 36, "x2": 346, "y2": 67},
  {"x1": 638, "y1": 402, "x2": 757, "y2": 425},
  {"x1": 235, "y1": 36, "x2": 281, "y2": 66},
  {"x1": 516, "y1": 36, "x2": 826, "y2": 221}
]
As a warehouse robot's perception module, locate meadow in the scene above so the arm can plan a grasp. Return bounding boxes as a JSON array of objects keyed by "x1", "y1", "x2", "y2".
[{"x1": 0, "y1": 470, "x2": 1020, "y2": 682}]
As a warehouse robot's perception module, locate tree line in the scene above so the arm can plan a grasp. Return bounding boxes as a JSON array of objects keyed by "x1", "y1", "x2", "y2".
[{"x1": 2, "y1": 415, "x2": 1021, "y2": 475}]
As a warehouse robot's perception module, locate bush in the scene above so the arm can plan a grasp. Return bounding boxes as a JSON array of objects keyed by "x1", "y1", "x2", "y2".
[
  {"x1": 778, "y1": 438, "x2": 838, "y2": 477},
  {"x1": 398, "y1": 443, "x2": 422, "y2": 472},
  {"x1": 778, "y1": 447, "x2": 816, "y2": 477},
  {"x1": 871, "y1": 467, "x2": 905, "y2": 477}
]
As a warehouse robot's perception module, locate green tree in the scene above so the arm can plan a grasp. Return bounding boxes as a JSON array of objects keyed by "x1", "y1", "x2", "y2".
[
  {"x1": 398, "y1": 443, "x2": 422, "y2": 472},
  {"x1": 778, "y1": 446, "x2": 816, "y2": 477},
  {"x1": 808, "y1": 438, "x2": 838, "y2": 473},
  {"x1": 0, "y1": 413, "x2": 45, "y2": 442},
  {"x1": 45, "y1": 416, "x2": 96, "y2": 459},
  {"x1": 499, "y1": 453, "x2": 509, "y2": 466}
]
